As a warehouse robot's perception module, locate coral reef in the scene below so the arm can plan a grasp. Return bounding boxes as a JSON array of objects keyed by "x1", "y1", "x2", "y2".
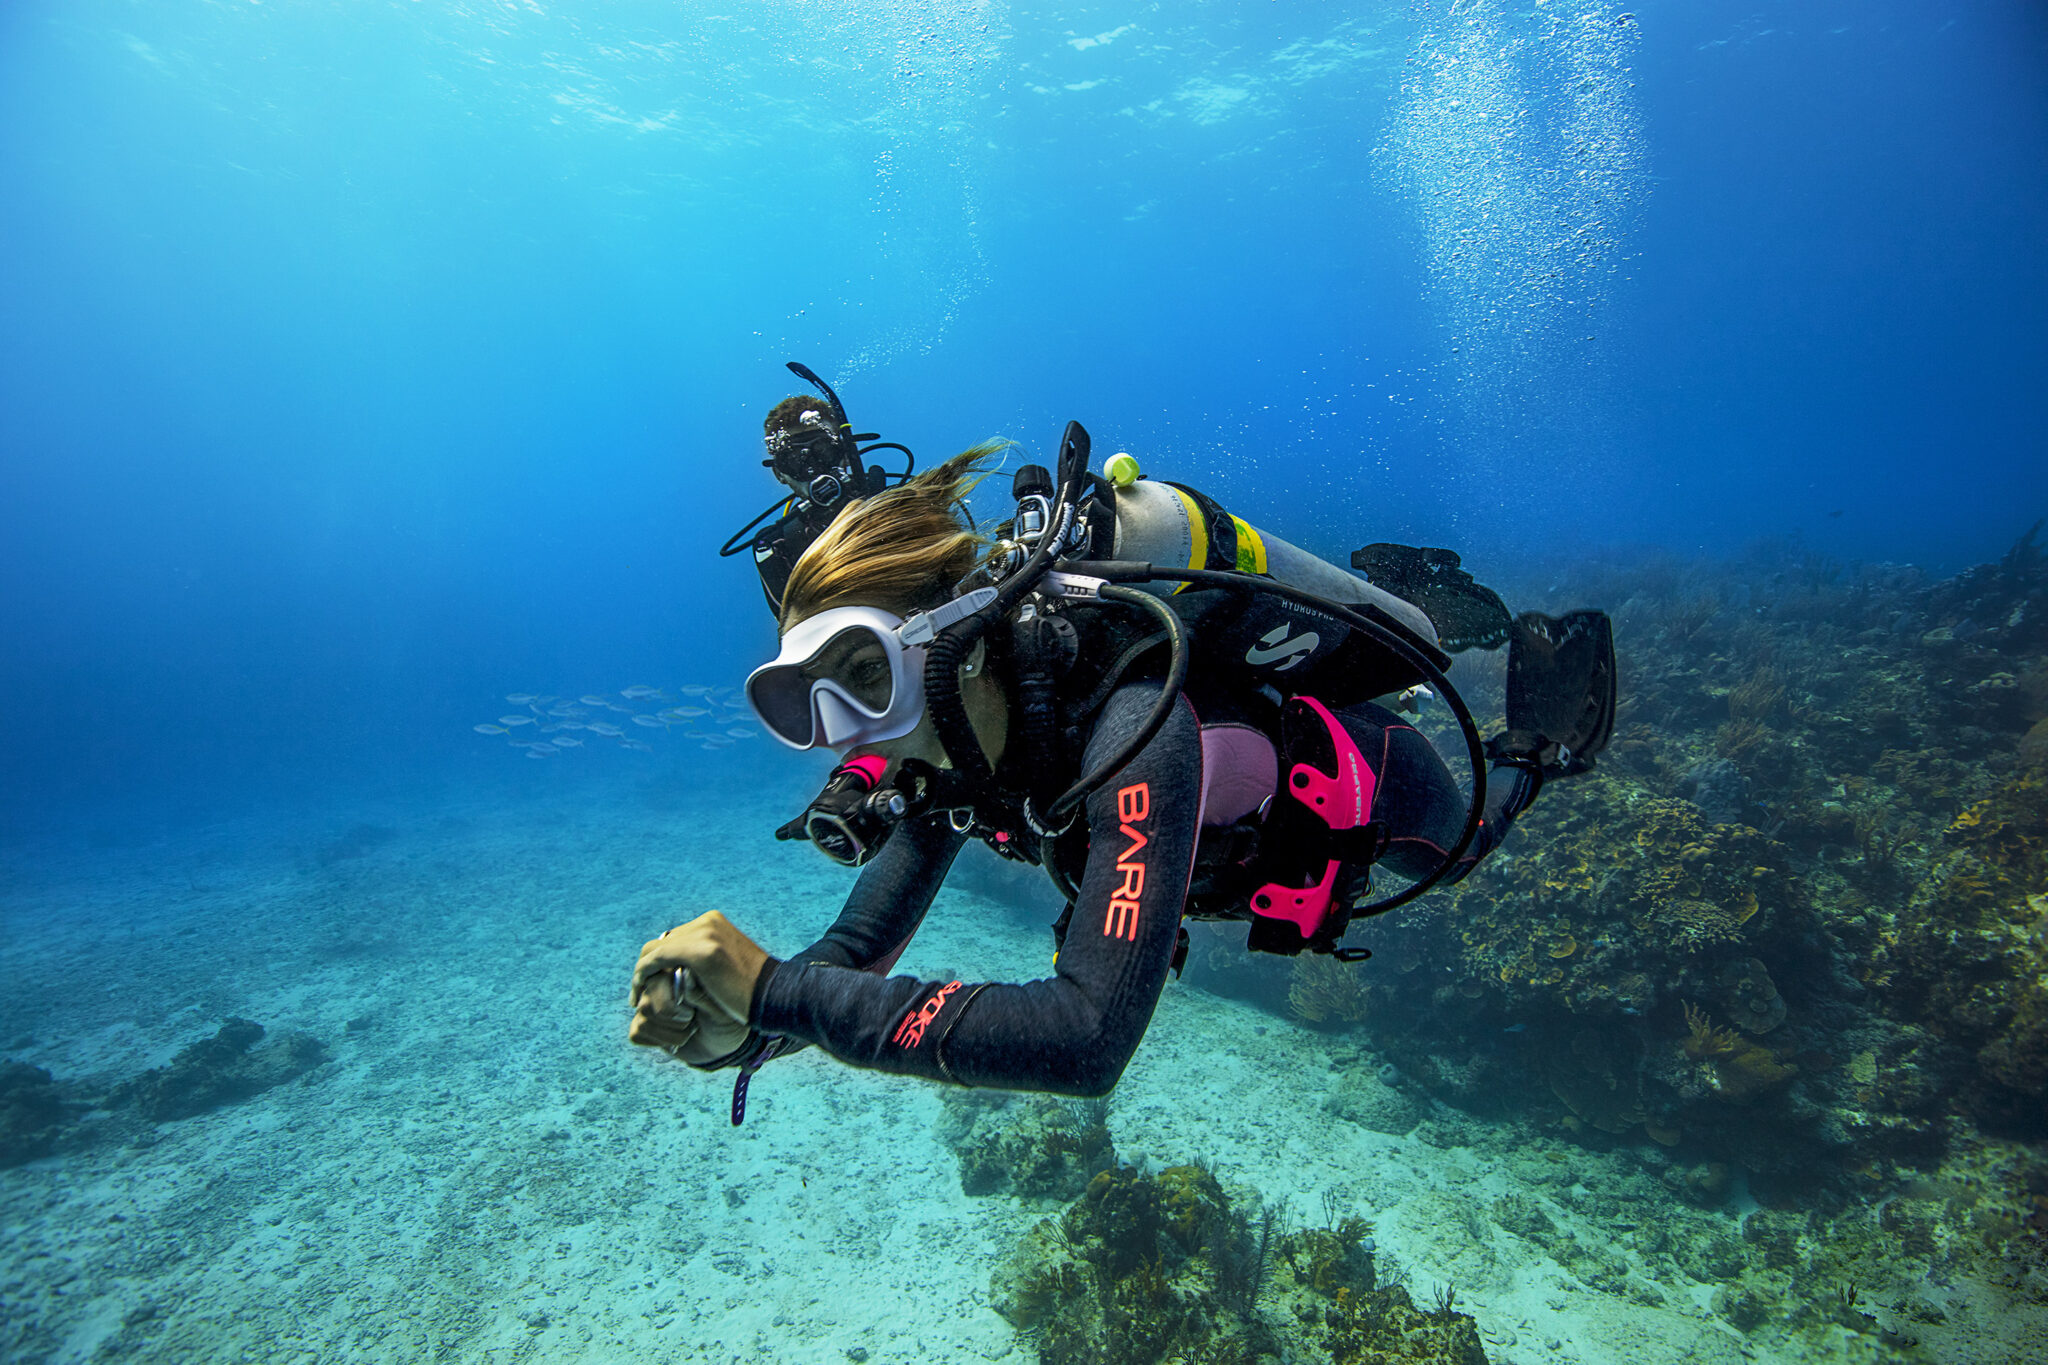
[
  {"x1": 990, "y1": 1162, "x2": 1486, "y2": 1364},
  {"x1": 1180, "y1": 528, "x2": 2048, "y2": 1304}
]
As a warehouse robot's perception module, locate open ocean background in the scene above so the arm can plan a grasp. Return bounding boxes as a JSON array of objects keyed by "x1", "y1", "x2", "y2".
[{"x1": 3, "y1": 4, "x2": 2046, "y2": 1364}]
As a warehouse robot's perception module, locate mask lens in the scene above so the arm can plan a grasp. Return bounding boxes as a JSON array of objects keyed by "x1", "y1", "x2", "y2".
[
  {"x1": 812, "y1": 627, "x2": 896, "y2": 714},
  {"x1": 745, "y1": 666, "x2": 819, "y2": 748}
]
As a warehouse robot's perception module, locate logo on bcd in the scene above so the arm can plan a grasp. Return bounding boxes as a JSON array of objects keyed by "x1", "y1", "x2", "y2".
[
  {"x1": 1104, "y1": 782, "x2": 1150, "y2": 941},
  {"x1": 892, "y1": 980, "x2": 963, "y2": 1048},
  {"x1": 1245, "y1": 623, "x2": 1319, "y2": 672}
]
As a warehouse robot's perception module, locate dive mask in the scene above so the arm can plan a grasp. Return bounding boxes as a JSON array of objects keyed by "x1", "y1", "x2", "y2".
[
  {"x1": 746, "y1": 605, "x2": 927, "y2": 752},
  {"x1": 764, "y1": 408, "x2": 855, "y2": 489}
]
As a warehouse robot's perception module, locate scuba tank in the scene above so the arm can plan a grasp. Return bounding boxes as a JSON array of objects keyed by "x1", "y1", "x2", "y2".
[
  {"x1": 1070, "y1": 460, "x2": 1445, "y2": 709},
  {"x1": 1104, "y1": 465, "x2": 1440, "y2": 648}
]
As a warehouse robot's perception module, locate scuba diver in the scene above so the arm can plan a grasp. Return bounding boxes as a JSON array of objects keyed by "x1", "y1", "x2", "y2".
[
  {"x1": 718, "y1": 362, "x2": 915, "y2": 616},
  {"x1": 634, "y1": 366, "x2": 1616, "y2": 1123}
]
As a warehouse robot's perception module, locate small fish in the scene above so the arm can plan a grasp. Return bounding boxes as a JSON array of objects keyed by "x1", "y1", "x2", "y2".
[
  {"x1": 579, "y1": 695, "x2": 610, "y2": 707},
  {"x1": 698, "y1": 741, "x2": 724, "y2": 751},
  {"x1": 473, "y1": 723, "x2": 508, "y2": 735},
  {"x1": 1502, "y1": 1023, "x2": 1527, "y2": 1034},
  {"x1": 679, "y1": 707, "x2": 710, "y2": 718},
  {"x1": 525, "y1": 748, "x2": 553, "y2": 759},
  {"x1": 586, "y1": 723, "x2": 624, "y2": 738},
  {"x1": 620, "y1": 739, "x2": 654, "y2": 752},
  {"x1": 620, "y1": 685, "x2": 662, "y2": 700},
  {"x1": 726, "y1": 727, "x2": 757, "y2": 739},
  {"x1": 680, "y1": 684, "x2": 712, "y2": 697},
  {"x1": 498, "y1": 715, "x2": 536, "y2": 727},
  {"x1": 538, "y1": 723, "x2": 562, "y2": 733},
  {"x1": 506, "y1": 693, "x2": 538, "y2": 705},
  {"x1": 552, "y1": 736, "x2": 582, "y2": 748},
  {"x1": 547, "y1": 706, "x2": 583, "y2": 718},
  {"x1": 632, "y1": 715, "x2": 668, "y2": 729}
]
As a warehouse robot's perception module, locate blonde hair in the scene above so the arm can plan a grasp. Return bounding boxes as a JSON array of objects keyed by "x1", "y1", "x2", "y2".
[{"x1": 780, "y1": 442, "x2": 1009, "y2": 630}]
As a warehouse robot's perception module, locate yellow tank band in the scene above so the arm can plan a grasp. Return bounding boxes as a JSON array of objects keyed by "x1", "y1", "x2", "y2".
[
  {"x1": 1170, "y1": 486, "x2": 1208, "y2": 593},
  {"x1": 1231, "y1": 516, "x2": 1268, "y2": 574}
]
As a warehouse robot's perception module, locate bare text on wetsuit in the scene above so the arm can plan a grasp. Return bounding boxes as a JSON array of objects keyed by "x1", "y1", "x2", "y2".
[{"x1": 1104, "y1": 782, "x2": 1151, "y2": 941}]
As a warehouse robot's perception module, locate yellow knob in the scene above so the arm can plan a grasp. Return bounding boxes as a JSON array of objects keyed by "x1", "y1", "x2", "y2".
[{"x1": 1105, "y1": 452, "x2": 1141, "y2": 487}]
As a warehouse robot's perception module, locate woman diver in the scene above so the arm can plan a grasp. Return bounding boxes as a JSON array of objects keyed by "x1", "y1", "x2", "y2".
[{"x1": 633, "y1": 375, "x2": 1615, "y2": 1122}]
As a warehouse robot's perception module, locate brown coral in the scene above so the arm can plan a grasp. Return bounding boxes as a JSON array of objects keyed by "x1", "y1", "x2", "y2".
[
  {"x1": 1682, "y1": 1002, "x2": 1741, "y2": 1059},
  {"x1": 1681, "y1": 1003, "x2": 1797, "y2": 1102},
  {"x1": 1288, "y1": 956, "x2": 1372, "y2": 1026}
]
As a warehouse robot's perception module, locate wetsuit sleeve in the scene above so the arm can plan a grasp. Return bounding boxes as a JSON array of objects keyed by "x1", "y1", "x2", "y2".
[
  {"x1": 778, "y1": 811, "x2": 967, "y2": 975},
  {"x1": 752, "y1": 684, "x2": 1201, "y2": 1096}
]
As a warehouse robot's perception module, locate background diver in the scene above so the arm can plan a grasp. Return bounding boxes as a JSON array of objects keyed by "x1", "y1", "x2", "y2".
[{"x1": 632, "y1": 368, "x2": 1616, "y2": 1121}]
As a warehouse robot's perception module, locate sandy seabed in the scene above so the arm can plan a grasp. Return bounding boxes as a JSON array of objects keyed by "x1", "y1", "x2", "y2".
[{"x1": 0, "y1": 777, "x2": 2035, "y2": 1365}]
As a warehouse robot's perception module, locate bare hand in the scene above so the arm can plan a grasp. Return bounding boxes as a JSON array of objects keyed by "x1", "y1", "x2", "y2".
[
  {"x1": 629, "y1": 911, "x2": 770, "y2": 1021},
  {"x1": 628, "y1": 913, "x2": 770, "y2": 1064}
]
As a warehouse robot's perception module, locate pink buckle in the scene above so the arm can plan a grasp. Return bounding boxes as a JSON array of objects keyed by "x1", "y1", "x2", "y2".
[
  {"x1": 1251, "y1": 861, "x2": 1342, "y2": 935},
  {"x1": 1250, "y1": 697, "x2": 1375, "y2": 940}
]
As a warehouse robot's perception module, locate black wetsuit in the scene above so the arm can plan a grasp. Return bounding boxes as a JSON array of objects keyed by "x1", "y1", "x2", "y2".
[{"x1": 744, "y1": 682, "x2": 1535, "y2": 1097}]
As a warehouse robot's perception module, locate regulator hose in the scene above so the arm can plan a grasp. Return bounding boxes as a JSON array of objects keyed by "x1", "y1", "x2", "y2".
[
  {"x1": 1041, "y1": 584, "x2": 1188, "y2": 829},
  {"x1": 922, "y1": 422, "x2": 1092, "y2": 792}
]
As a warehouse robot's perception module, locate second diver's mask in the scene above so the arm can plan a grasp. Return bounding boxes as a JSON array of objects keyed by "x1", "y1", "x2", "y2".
[
  {"x1": 764, "y1": 407, "x2": 859, "y2": 508},
  {"x1": 746, "y1": 605, "x2": 927, "y2": 752}
]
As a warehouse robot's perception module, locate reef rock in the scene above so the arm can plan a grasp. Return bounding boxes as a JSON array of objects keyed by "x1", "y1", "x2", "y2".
[
  {"x1": 0, "y1": 1061, "x2": 78, "y2": 1167},
  {"x1": 1327, "y1": 1067, "x2": 1426, "y2": 1136},
  {"x1": 938, "y1": 1092, "x2": 1116, "y2": 1205},
  {"x1": 117, "y1": 1018, "x2": 328, "y2": 1122}
]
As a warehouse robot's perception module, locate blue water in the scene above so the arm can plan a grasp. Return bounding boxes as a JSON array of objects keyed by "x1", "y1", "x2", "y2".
[
  {"x1": 1, "y1": 6, "x2": 2046, "y2": 1362},
  {"x1": 2, "y1": 0, "x2": 2041, "y2": 835}
]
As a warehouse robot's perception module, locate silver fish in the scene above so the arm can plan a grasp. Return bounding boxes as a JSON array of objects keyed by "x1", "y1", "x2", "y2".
[
  {"x1": 579, "y1": 695, "x2": 610, "y2": 707},
  {"x1": 586, "y1": 723, "x2": 624, "y2": 737},
  {"x1": 498, "y1": 715, "x2": 536, "y2": 727},
  {"x1": 726, "y1": 727, "x2": 757, "y2": 739},
  {"x1": 506, "y1": 693, "x2": 538, "y2": 705},
  {"x1": 631, "y1": 715, "x2": 667, "y2": 729},
  {"x1": 620, "y1": 739, "x2": 654, "y2": 752},
  {"x1": 552, "y1": 736, "x2": 582, "y2": 748},
  {"x1": 473, "y1": 723, "x2": 508, "y2": 735}
]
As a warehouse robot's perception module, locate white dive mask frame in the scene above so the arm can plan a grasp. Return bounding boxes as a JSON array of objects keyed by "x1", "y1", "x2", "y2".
[{"x1": 745, "y1": 606, "x2": 926, "y2": 752}]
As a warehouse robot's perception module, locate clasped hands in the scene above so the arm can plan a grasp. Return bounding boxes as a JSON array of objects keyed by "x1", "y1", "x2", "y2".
[{"x1": 627, "y1": 911, "x2": 772, "y2": 1066}]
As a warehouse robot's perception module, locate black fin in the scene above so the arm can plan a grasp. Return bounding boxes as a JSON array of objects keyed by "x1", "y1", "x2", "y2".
[
  {"x1": 1489, "y1": 610, "x2": 1617, "y2": 776},
  {"x1": 1350, "y1": 543, "x2": 1513, "y2": 652}
]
